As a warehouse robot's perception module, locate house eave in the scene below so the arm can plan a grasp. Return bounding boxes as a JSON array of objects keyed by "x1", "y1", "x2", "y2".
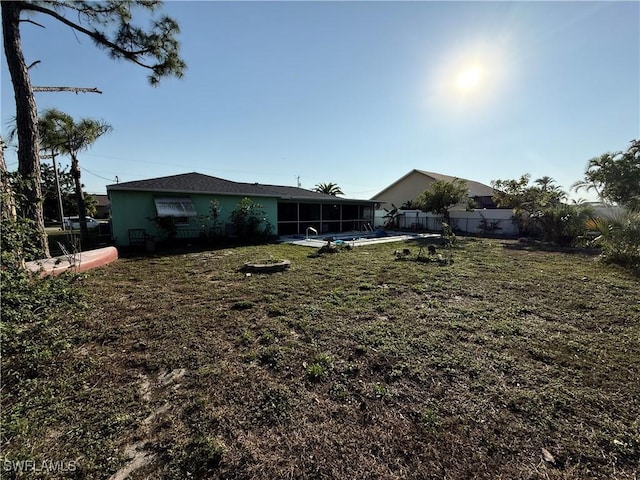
[
  {"x1": 107, "y1": 185, "x2": 374, "y2": 204},
  {"x1": 107, "y1": 185, "x2": 276, "y2": 198}
]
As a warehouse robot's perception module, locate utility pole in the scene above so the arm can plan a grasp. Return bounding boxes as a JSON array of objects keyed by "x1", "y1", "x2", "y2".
[{"x1": 40, "y1": 151, "x2": 66, "y2": 230}]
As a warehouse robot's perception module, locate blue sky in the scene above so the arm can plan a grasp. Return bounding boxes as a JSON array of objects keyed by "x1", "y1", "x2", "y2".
[{"x1": 2, "y1": 1, "x2": 639, "y2": 201}]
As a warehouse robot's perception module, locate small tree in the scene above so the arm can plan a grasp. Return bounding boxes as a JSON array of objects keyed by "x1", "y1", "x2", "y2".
[
  {"x1": 417, "y1": 178, "x2": 473, "y2": 223},
  {"x1": 492, "y1": 174, "x2": 566, "y2": 237},
  {"x1": 382, "y1": 204, "x2": 400, "y2": 229},
  {"x1": 441, "y1": 222, "x2": 456, "y2": 264},
  {"x1": 230, "y1": 198, "x2": 268, "y2": 240}
]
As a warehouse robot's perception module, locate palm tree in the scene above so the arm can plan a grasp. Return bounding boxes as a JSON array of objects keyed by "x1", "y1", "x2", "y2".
[
  {"x1": 534, "y1": 176, "x2": 557, "y2": 191},
  {"x1": 586, "y1": 210, "x2": 640, "y2": 268},
  {"x1": 572, "y1": 148, "x2": 640, "y2": 209},
  {"x1": 313, "y1": 182, "x2": 344, "y2": 196},
  {"x1": 534, "y1": 175, "x2": 566, "y2": 207},
  {"x1": 38, "y1": 109, "x2": 111, "y2": 243}
]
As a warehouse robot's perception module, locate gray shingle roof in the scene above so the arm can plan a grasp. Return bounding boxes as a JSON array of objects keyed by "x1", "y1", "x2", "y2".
[{"x1": 107, "y1": 172, "x2": 371, "y2": 203}]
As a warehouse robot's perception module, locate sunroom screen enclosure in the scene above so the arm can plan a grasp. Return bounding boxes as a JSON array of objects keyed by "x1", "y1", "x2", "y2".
[{"x1": 277, "y1": 201, "x2": 375, "y2": 235}]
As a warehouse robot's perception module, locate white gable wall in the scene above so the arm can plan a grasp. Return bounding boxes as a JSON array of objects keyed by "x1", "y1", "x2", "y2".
[{"x1": 372, "y1": 171, "x2": 437, "y2": 210}]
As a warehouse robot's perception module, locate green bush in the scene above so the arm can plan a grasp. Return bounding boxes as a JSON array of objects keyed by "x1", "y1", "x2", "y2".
[
  {"x1": 537, "y1": 203, "x2": 595, "y2": 245},
  {"x1": 587, "y1": 211, "x2": 640, "y2": 271},
  {"x1": 230, "y1": 197, "x2": 271, "y2": 239}
]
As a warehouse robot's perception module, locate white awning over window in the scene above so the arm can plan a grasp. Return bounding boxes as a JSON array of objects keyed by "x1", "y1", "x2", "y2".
[{"x1": 154, "y1": 198, "x2": 198, "y2": 217}]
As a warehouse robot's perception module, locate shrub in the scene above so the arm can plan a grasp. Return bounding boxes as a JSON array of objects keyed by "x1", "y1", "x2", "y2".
[
  {"x1": 230, "y1": 197, "x2": 270, "y2": 239},
  {"x1": 537, "y1": 203, "x2": 595, "y2": 245},
  {"x1": 587, "y1": 211, "x2": 640, "y2": 271}
]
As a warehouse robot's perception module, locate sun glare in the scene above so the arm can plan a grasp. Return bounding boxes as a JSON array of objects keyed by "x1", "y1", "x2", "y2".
[
  {"x1": 424, "y1": 42, "x2": 510, "y2": 116},
  {"x1": 455, "y1": 65, "x2": 483, "y2": 91}
]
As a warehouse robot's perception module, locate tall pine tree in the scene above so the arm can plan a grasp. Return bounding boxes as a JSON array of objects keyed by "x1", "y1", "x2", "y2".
[{"x1": 2, "y1": 1, "x2": 186, "y2": 257}]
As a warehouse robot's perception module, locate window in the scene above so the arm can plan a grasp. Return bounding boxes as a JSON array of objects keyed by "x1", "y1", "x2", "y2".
[{"x1": 154, "y1": 198, "x2": 197, "y2": 219}]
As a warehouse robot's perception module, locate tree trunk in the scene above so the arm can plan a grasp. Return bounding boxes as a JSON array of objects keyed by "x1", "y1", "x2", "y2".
[
  {"x1": 70, "y1": 155, "x2": 89, "y2": 245},
  {"x1": 1, "y1": 1, "x2": 49, "y2": 257}
]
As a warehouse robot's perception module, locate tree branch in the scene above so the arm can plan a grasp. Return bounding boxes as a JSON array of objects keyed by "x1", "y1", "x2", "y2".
[
  {"x1": 20, "y1": 3, "x2": 155, "y2": 70},
  {"x1": 19, "y1": 18, "x2": 46, "y2": 28},
  {"x1": 33, "y1": 86, "x2": 103, "y2": 94}
]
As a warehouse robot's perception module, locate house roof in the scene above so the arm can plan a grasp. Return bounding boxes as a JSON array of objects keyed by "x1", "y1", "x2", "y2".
[
  {"x1": 107, "y1": 172, "x2": 372, "y2": 204},
  {"x1": 371, "y1": 169, "x2": 495, "y2": 200},
  {"x1": 91, "y1": 194, "x2": 110, "y2": 207}
]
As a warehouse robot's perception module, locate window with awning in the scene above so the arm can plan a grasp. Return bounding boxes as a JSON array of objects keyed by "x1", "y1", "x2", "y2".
[{"x1": 154, "y1": 198, "x2": 198, "y2": 217}]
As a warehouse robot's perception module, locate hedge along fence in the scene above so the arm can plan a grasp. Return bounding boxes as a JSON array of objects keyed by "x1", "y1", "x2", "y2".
[{"x1": 375, "y1": 209, "x2": 519, "y2": 236}]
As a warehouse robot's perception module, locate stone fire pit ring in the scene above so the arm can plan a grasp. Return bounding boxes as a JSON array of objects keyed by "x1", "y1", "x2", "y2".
[{"x1": 242, "y1": 259, "x2": 291, "y2": 273}]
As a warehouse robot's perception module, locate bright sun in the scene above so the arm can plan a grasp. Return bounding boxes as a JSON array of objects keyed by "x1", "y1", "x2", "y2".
[{"x1": 455, "y1": 65, "x2": 483, "y2": 91}]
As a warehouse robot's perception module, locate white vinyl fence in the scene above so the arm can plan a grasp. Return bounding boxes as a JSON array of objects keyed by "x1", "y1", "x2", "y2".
[
  {"x1": 373, "y1": 203, "x2": 625, "y2": 238},
  {"x1": 374, "y1": 209, "x2": 519, "y2": 236}
]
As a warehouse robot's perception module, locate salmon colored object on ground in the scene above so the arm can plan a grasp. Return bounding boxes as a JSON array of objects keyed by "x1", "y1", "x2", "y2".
[{"x1": 25, "y1": 247, "x2": 118, "y2": 277}]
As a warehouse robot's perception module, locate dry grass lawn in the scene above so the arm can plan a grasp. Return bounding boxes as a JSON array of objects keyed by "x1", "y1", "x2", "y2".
[{"x1": 2, "y1": 237, "x2": 639, "y2": 479}]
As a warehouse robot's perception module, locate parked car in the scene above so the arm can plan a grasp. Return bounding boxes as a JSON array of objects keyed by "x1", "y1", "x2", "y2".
[{"x1": 63, "y1": 216, "x2": 101, "y2": 229}]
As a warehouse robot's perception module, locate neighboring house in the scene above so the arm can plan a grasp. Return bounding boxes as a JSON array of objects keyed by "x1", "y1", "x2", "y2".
[
  {"x1": 93, "y1": 194, "x2": 110, "y2": 219},
  {"x1": 371, "y1": 169, "x2": 496, "y2": 210},
  {"x1": 106, "y1": 172, "x2": 375, "y2": 247}
]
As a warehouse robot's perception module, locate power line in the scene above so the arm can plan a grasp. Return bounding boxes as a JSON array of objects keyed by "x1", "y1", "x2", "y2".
[
  {"x1": 82, "y1": 166, "x2": 116, "y2": 182},
  {"x1": 83, "y1": 153, "x2": 304, "y2": 183}
]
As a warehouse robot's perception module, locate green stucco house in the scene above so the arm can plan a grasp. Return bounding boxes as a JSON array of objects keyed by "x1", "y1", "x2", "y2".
[{"x1": 106, "y1": 173, "x2": 375, "y2": 247}]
